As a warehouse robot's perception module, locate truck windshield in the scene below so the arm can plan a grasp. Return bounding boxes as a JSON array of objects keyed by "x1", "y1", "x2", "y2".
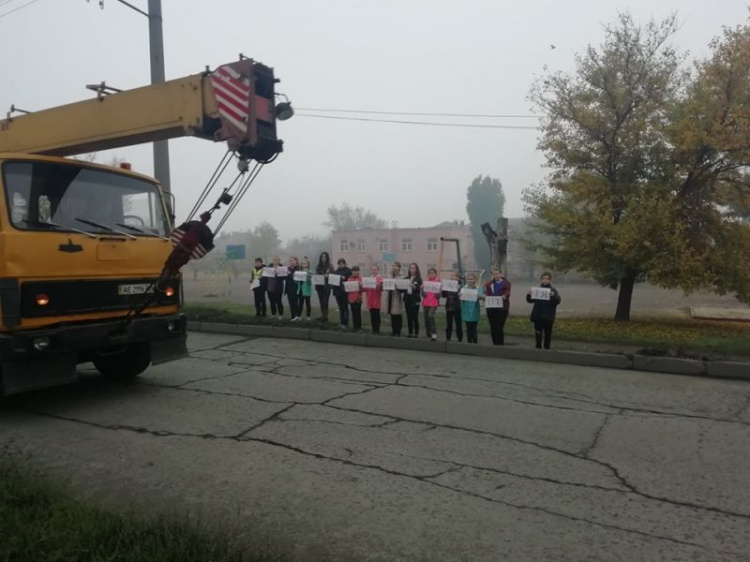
[{"x1": 2, "y1": 160, "x2": 168, "y2": 236}]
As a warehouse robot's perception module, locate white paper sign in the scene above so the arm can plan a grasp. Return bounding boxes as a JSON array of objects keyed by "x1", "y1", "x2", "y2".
[
  {"x1": 441, "y1": 279, "x2": 459, "y2": 292},
  {"x1": 344, "y1": 281, "x2": 360, "y2": 293},
  {"x1": 485, "y1": 296, "x2": 504, "y2": 309},
  {"x1": 362, "y1": 277, "x2": 378, "y2": 289},
  {"x1": 395, "y1": 278, "x2": 411, "y2": 290},
  {"x1": 312, "y1": 274, "x2": 326, "y2": 286},
  {"x1": 382, "y1": 278, "x2": 396, "y2": 291},
  {"x1": 459, "y1": 288, "x2": 478, "y2": 301},
  {"x1": 250, "y1": 279, "x2": 261, "y2": 290},
  {"x1": 328, "y1": 273, "x2": 342, "y2": 287},
  {"x1": 531, "y1": 287, "x2": 551, "y2": 300},
  {"x1": 424, "y1": 281, "x2": 442, "y2": 294},
  {"x1": 275, "y1": 266, "x2": 289, "y2": 276},
  {"x1": 294, "y1": 271, "x2": 308, "y2": 282},
  {"x1": 262, "y1": 267, "x2": 276, "y2": 277}
]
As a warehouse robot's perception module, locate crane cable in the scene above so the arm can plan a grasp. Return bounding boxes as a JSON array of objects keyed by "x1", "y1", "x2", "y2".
[
  {"x1": 185, "y1": 150, "x2": 234, "y2": 223},
  {"x1": 213, "y1": 162, "x2": 264, "y2": 235}
]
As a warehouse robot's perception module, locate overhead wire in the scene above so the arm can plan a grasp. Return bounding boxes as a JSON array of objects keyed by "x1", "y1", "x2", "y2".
[
  {"x1": 0, "y1": 0, "x2": 43, "y2": 19},
  {"x1": 295, "y1": 113, "x2": 539, "y2": 130},
  {"x1": 297, "y1": 107, "x2": 541, "y2": 119}
]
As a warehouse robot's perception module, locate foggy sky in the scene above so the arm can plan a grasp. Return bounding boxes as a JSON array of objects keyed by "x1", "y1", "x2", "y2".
[{"x1": 2, "y1": 0, "x2": 747, "y2": 242}]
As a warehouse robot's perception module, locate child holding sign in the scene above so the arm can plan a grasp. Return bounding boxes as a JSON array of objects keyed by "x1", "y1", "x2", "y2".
[
  {"x1": 333, "y1": 258, "x2": 352, "y2": 329},
  {"x1": 403, "y1": 263, "x2": 422, "y2": 338},
  {"x1": 363, "y1": 265, "x2": 383, "y2": 335},
  {"x1": 266, "y1": 255, "x2": 285, "y2": 319},
  {"x1": 347, "y1": 265, "x2": 363, "y2": 331},
  {"x1": 315, "y1": 252, "x2": 334, "y2": 324},
  {"x1": 460, "y1": 273, "x2": 483, "y2": 343},
  {"x1": 297, "y1": 257, "x2": 313, "y2": 320},
  {"x1": 526, "y1": 272, "x2": 561, "y2": 349},
  {"x1": 442, "y1": 270, "x2": 463, "y2": 342},
  {"x1": 422, "y1": 268, "x2": 440, "y2": 341},
  {"x1": 483, "y1": 269, "x2": 511, "y2": 345},
  {"x1": 286, "y1": 255, "x2": 302, "y2": 322}
]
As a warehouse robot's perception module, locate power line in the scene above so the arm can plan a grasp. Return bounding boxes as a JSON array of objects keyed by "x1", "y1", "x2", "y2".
[
  {"x1": 295, "y1": 113, "x2": 539, "y2": 130},
  {"x1": 0, "y1": 0, "x2": 42, "y2": 18},
  {"x1": 297, "y1": 107, "x2": 541, "y2": 119}
]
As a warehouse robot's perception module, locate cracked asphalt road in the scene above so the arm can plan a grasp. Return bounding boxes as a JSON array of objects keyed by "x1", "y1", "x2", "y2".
[{"x1": 2, "y1": 332, "x2": 750, "y2": 562}]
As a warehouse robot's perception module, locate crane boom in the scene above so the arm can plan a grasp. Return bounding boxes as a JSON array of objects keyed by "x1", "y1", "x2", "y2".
[{"x1": 0, "y1": 59, "x2": 283, "y2": 162}]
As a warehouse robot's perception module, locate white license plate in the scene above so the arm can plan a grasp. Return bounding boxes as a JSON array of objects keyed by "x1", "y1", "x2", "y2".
[{"x1": 118, "y1": 283, "x2": 153, "y2": 296}]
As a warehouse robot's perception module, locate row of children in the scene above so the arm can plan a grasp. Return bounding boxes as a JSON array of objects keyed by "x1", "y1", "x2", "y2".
[{"x1": 250, "y1": 252, "x2": 562, "y2": 348}]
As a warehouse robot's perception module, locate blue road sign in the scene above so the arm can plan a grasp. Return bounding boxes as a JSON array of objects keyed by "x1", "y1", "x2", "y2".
[{"x1": 226, "y1": 244, "x2": 246, "y2": 260}]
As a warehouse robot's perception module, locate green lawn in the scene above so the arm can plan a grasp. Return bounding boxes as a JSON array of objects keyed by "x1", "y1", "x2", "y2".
[
  {"x1": 184, "y1": 302, "x2": 750, "y2": 360},
  {"x1": 0, "y1": 455, "x2": 285, "y2": 562}
]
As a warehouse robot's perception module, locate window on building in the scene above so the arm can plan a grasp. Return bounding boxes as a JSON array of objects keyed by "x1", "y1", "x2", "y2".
[
  {"x1": 401, "y1": 238, "x2": 412, "y2": 252},
  {"x1": 358, "y1": 239, "x2": 365, "y2": 252},
  {"x1": 427, "y1": 238, "x2": 438, "y2": 252},
  {"x1": 378, "y1": 239, "x2": 389, "y2": 252},
  {"x1": 340, "y1": 239, "x2": 348, "y2": 252}
]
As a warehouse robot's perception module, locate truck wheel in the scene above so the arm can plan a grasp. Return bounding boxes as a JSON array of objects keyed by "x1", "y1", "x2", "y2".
[{"x1": 93, "y1": 342, "x2": 151, "y2": 380}]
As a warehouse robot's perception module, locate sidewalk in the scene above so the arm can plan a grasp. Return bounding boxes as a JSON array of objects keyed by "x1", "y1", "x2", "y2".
[{"x1": 188, "y1": 321, "x2": 750, "y2": 381}]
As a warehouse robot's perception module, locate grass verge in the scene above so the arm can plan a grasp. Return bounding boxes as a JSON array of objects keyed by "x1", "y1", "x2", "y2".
[
  {"x1": 0, "y1": 454, "x2": 284, "y2": 562},
  {"x1": 184, "y1": 302, "x2": 750, "y2": 360}
]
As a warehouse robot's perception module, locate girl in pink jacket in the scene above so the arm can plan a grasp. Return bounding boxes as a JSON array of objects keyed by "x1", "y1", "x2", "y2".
[
  {"x1": 363, "y1": 265, "x2": 383, "y2": 335},
  {"x1": 421, "y1": 268, "x2": 440, "y2": 341}
]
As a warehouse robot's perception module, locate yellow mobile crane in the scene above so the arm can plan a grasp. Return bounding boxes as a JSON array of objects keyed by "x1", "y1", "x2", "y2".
[{"x1": 0, "y1": 58, "x2": 288, "y2": 395}]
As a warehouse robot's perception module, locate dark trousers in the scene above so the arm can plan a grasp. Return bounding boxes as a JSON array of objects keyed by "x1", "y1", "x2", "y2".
[
  {"x1": 391, "y1": 314, "x2": 403, "y2": 336},
  {"x1": 465, "y1": 321, "x2": 478, "y2": 343},
  {"x1": 253, "y1": 288, "x2": 266, "y2": 316},
  {"x1": 336, "y1": 293, "x2": 349, "y2": 326},
  {"x1": 534, "y1": 320, "x2": 554, "y2": 349},
  {"x1": 423, "y1": 307, "x2": 437, "y2": 337},
  {"x1": 405, "y1": 302, "x2": 420, "y2": 336},
  {"x1": 268, "y1": 291, "x2": 284, "y2": 316},
  {"x1": 486, "y1": 309, "x2": 508, "y2": 345},
  {"x1": 350, "y1": 302, "x2": 362, "y2": 330},
  {"x1": 316, "y1": 287, "x2": 331, "y2": 321},
  {"x1": 446, "y1": 310, "x2": 463, "y2": 342},
  {"x1": 300, "y1": 295, "x2": 311, "y2": 317},
  {"x1": 370, "y1": 309, "x2": 381, "y2": 334},
  {"x1": 287, "y1": 291, "x2": 301, "y2": 318}
]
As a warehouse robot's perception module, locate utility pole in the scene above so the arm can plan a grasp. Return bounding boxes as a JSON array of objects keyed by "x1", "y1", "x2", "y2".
[
  {"x1": 93, "y1": 0, "x2": 170, "y2": 195},
  {"x1": 147, "y1": 0, "x2": 170, "y2": 195}
]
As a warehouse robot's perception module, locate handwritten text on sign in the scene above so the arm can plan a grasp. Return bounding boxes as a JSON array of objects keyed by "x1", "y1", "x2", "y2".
[
  {"x1": 485, "y1": 296, "x2": 504, "y2": 309},
  {"x1": 424, "y1": 281, "x2": 442, "y2": 294},
  {"x1": 531, "y1": 287, "x2": 551, "y2": 300}
]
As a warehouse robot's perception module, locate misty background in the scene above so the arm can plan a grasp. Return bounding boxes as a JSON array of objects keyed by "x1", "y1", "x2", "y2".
[{"x1": 2, "y1": 0, "x2": 747, "y2": 244}]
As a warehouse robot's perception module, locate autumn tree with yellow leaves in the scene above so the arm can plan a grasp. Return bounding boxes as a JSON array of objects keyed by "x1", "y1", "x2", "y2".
[{"x1": 525, "y1": 13, "x2": 750, "y2": 321}]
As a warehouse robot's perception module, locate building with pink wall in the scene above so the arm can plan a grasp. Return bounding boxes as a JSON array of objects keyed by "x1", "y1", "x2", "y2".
[{"x1": 331, "y1": 221, "x2": 478, "y2": 275}]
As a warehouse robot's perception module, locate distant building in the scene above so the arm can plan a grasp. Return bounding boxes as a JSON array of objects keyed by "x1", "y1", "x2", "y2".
[{"x1": 331, "y1": 220, "x2": 477, "y2": 275}]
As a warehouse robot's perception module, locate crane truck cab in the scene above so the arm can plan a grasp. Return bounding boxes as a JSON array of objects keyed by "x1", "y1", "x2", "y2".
[
  {"x1": 0, "y1": 153, "x2": 185, "y2": 394},
  {"x1": 0, "y1": 58, "x2": 286, "y2": 395}
]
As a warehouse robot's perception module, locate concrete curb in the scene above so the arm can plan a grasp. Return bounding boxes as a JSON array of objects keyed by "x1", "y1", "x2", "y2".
[{"x1": 188, "y1": 323, "x2": 750, "y2": 381}]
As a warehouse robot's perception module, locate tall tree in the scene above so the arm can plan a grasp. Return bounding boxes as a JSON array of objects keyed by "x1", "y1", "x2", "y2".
[
  {"x1": 466, "y1": 175, "x2": 506, "y2": 272},
  {"x1": 525, "y1": 14, "x2": 750, "y2": 321},
  {"x1": 324, "y1": 203, "x2": 388, "y2": 231},
  {"x1": 247, "y1": 221, "x2": 281, "y2": 261}
]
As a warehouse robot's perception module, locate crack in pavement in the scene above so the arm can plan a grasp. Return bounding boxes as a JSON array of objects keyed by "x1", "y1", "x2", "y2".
[
  {"x1": 18, "y1": 408, "x2": 739, "y2": 555},
  {"x1": 579, "y1": 413, "x2": 616, "y2": 458},
  {"x1": 208, "y1": 342, "x2": 750, "y2": 427},
  {"x1": 320, "y1": 402, "x2": 750, "y2": 521},
  {"x1": 235, "y1": 403, "x2": 296, "y2": 438}
]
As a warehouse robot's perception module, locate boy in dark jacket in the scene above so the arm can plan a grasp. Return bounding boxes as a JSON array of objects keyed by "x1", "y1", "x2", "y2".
[{"x1": 526, "y1": 272, "x2": 562, "y2": 349}]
